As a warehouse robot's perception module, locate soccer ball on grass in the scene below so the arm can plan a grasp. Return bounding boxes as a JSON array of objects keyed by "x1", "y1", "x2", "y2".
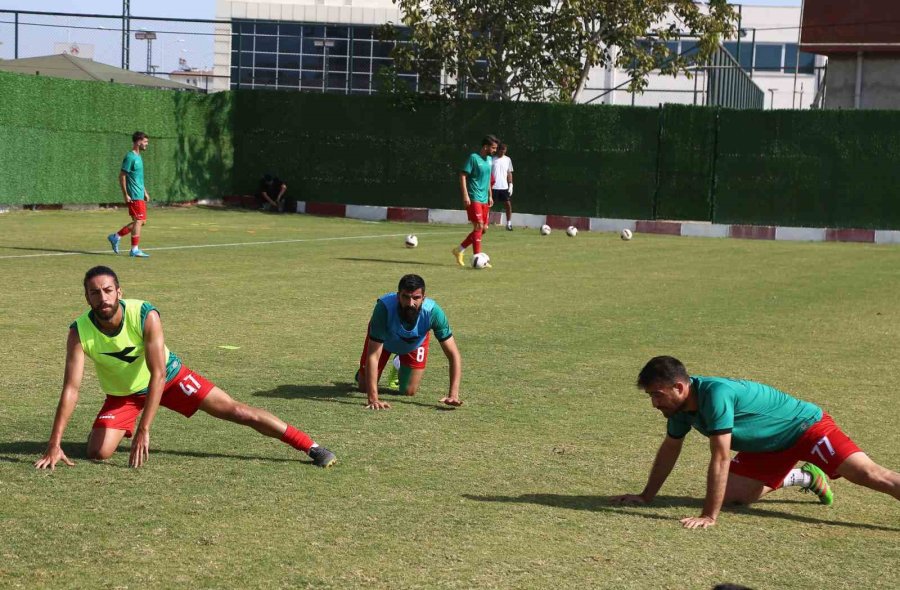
[
  {"x1": 620, "y1": 228, "x2": 633, "y2": 241},
  {"x1": 471, "y1": 252, "x2": 491, "y2": 269},
  {"x1": 566, "y1": 226, "x2": 578, "y2": 237},
  {"x1": 540, "y1": 224, "x2": 551, "y2": 236},
  {"x1": 405, "y1": 234, "x2": 418, "y2": 248}
]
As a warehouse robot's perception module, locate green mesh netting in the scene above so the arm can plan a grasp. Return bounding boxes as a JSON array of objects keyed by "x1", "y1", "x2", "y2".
[{"x1": 0, "y1": 71, "x2": 233, "y2": 205}]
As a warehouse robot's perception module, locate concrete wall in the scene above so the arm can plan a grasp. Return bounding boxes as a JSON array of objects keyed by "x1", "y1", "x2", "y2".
[{"x1": 824, "y1": 54, "x2": 900, "y2": 110}]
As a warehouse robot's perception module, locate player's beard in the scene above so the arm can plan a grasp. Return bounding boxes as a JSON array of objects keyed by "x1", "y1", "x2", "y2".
[
  {"x1": 399, "y1": 304, "x2": 420, "y2": 324},
  {"x1": 92, "y1": 301, "x2": 118, "y2": 321},
  {"x1": 660, "y1": 397, "x2": 689, "y2": 418}
]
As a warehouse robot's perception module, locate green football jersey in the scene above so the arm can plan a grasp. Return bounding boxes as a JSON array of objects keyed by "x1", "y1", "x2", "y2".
[
  {"x1": 666, "y1": 376, "x2": 823, "y2": 452},
  {"x1": 121, "y1": 151, "x2": 145, "y2": 201},
  {"x1": 461, "y1": 152, "x2": 493, "y2": 204}
]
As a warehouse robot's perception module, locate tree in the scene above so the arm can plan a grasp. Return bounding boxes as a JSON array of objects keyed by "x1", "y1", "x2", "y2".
[{"x1": 383, "y1": 1, "x2": 736, "y2": 103}]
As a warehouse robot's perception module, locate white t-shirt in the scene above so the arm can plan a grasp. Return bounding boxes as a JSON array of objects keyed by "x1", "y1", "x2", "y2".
[{"x1": 491, "y1": 155, "x2": 513, "y2": 190}]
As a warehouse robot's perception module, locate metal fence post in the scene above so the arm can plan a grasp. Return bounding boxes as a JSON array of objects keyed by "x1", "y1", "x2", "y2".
[
  {"x1": 707, "y1": 107, "x2": 721, "y2": 223},
  {"x1": 652, "y1": 104, "x2": 664, "y2": 220}
]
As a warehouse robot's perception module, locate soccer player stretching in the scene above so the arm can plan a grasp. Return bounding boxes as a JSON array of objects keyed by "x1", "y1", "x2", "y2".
[
  {"x1": 356, "y1": 274, "x2": 463, "y2": 410},
  {"x1": 108, "y1": 131, "x2": 151, "y2": 258},
  {"x1": 35, "y1": 266, "x2": 336, "y2": 469},
  {"x1": 451, "y1": 135, "x2": 497, "y2": 267},
  {"x1": 612, "y1": 356, "x2": 900, "y2": 528}
]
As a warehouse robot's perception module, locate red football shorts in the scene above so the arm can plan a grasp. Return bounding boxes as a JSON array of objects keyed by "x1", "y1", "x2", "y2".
[
  {"x1": 359, "y1": 330, "x2": 431, "y2": 379},
  {"x1": 466, "y1": 202, "x2": 490, "y2": 224},
  {"x1": 92, "y1": 365, "x2": 214, "y2": 437},
  {"x1": 729, "y1": 413, "x2": 862, "y2": 489},
  {"x1": 128, "y1": 199, "x2": 147, "y2": 221}
]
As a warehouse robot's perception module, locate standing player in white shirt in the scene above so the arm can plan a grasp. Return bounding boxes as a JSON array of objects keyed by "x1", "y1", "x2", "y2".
[{"x1": 491, "y1": 143, "x2": 514, "y2": 230}]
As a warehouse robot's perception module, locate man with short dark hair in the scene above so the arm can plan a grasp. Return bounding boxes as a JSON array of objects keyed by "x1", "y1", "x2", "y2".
[
  {"x1": 107, "y1": 131, "x2": 151, "y2": 258},
  {"x1": 491, "y1": 143, "x2": 514, "y2": 230},
  {"x1": 355, "y1": 274, "x2": 463, "y2": 410},
  {"x1": 258, "y1": 174, "x2": 287, "y2": 212},
  {"x1": 452, "y1": 135, "x2": 497, "y2": 267},
  {"x1": 35, "y1": 266, "x2": 336, "y2": 470},
  {"x1": 612, "y1": 355, "x2": 900, "y2": 528}
]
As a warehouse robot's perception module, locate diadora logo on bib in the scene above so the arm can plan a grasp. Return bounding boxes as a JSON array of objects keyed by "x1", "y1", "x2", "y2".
[{"x1": 102, "y1": 347, "x2": 139, "y2": 363}]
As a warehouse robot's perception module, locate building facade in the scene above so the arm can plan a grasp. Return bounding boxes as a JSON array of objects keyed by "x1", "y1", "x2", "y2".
[
  {"x1": 801, "y1": 0, "x2": 900, "y2": 110},
  {"x1": 213, "y1": 1, "x2": 822, "y2": 109}
]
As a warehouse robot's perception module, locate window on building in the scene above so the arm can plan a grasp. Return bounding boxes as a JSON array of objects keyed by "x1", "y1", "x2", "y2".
[
  {"x1": 753, "y1": 43, "x2": 783, "y2": 72},
  {"x1": 784, "y1": 44, "x2": 816, "y2": 74},
  {"x1": 230, "y1": 19, "x2": 430, "y2": 95},
  {"x1": 722, "y1": 41, "x2": 753, "y2": 70}
]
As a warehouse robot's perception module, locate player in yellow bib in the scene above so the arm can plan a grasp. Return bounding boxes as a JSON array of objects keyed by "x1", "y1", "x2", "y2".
[{"x1": 35, "y1": 266, "x2": 337, "y2": 469}]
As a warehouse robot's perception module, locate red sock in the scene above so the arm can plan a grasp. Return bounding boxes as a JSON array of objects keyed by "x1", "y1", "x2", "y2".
[
  {"x1": 131, "y1": 236, "x2": 140, "y2": 248},
  {"x1": 117, "y1": 226, "x2": 132, "y2": 237},
  {"x1": 280, "y1": 425, "x2": 314, "y2": 453},
  {"x1": 472, "y1": 229, "x2": 483, "y2": 254},
  {"x1": 461, "y1": 232, "x2": 475, "y2": 249}
]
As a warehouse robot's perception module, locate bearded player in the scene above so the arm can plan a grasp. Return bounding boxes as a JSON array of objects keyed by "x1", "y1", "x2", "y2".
[
  {"x1": 355, "y1": 274, "x2": 462, "y2": 410},
  {"x1": 35, "y1": 266, "x2": 336, "y2": 470}
]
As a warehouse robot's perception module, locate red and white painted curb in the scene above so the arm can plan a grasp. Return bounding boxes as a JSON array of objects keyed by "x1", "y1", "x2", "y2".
[{"x1": 290, "y1": 200, "x2": 900, "y2": 245}]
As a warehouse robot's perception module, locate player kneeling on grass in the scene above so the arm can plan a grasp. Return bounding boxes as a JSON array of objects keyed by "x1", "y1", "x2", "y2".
[
  {"x1": 612, "y1": 356, "x2": 900, "y2": 529},
  {"x1": 355, "y1": 274, "x2": 463, "y2": 410},
  {"x1": 35, "y1": 266, "x2": 336, "y2": 470}
]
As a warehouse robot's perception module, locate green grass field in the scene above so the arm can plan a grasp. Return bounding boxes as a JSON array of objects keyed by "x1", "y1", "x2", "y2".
[{"x1": 1, "y1": 208, "x2": 898, "y2": 589}]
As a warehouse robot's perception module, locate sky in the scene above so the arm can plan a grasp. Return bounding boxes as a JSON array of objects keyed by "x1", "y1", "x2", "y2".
[{"x1": 0, "y1": 1, "x2": 804, "y2": 73}]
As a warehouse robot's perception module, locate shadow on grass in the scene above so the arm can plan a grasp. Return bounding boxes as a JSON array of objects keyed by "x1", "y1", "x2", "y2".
[
  {"x1": 337, "y1": 257, "x2": 447, "y2": 267},
  {"x1": 252, "y1": 382, "x2": 452, "y2": 409},
  {"x1": 0, "y1": 441, "x2": 297, "y2": 464},
  {"x1": 0, "y1": 245, "x2": 104, "y2": 256},
  {"x1": 462, "y1": 493, "x2": 900, "y2": 532}
]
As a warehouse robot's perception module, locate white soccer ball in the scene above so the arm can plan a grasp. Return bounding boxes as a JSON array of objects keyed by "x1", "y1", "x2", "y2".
[
  {"x1": 621, "y1": 228, "x2": 633, "y2": 241},
  {"x1": 540, "y1": 224, "x2": 551, "y2": 236},
  {"x1": 566, "y1": 226, "x2": 578, "y2": 237},
  {"x1": 405, "y1": 234, "x2": 418, "y2": 248},
  {"x1": 471, "y1": 252, "x2": 491, "y2": 269}
]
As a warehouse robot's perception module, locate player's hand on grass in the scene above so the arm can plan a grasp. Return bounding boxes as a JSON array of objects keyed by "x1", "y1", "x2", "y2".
[
  {"x1": 609, "y1": 494, "x2": 649, "y2": 505},
  {"x1": 129, "y1": 429, "x2": 151, "y2": 468},
  {"x1": 680, "y1": 515, "x2": 716, "y2": 529},
  {"x1": 365, "y1": 400, "x2": 391, "y2": 410},
  {"x1": 34, "y1": 446, "x2": 75, "y2": 470},
  {"x1": 440, "y1": 396, "x2": 463, "y2": 407}
]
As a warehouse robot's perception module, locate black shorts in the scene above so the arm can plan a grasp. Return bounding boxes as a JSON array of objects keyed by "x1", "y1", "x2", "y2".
[{"x1": 493, "y1": 189, "x2": 511, "y2": 203}]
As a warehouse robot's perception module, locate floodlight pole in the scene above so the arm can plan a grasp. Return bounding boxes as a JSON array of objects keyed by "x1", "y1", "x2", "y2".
[
  {"x1": 135, "y1": 31, "x2": 157, "y2": 74},
  {"x1": 314, "y1": 39, "x2": 336, "y2": 93},
  {"x1": 121, "y1": 0, "x2": 130, "y2": 69}
]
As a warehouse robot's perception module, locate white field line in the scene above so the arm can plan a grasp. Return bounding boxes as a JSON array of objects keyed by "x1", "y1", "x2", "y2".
[{"x1": 0, "y1": 231, "x2": 461, "y2": 260}]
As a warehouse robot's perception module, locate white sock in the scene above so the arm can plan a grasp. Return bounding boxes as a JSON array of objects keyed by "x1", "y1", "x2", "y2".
[
  {"x1": 782, "y1": 468, "x2": 811, "y2": 488},
  {"x1": 392, "y1": 356, "x2": 401, "y2": 370}
]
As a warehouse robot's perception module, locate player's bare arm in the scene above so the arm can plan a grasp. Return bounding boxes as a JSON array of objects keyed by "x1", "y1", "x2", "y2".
[
  {"x1": 682, "y1": 433, "x2": 732, "y2": 529},
  {"x1": 35, "y1": 328, "x2": 86, "y2": 470},
  {"x1": 144, "y1": 187, "x2": 150, "y2": 202},
  {"x1": 438, "y1": 336, "x2": 463, "y2": 407},
  {"x1": 119, "y1": 170, "x2": 131, "y2": 203},
  {"x1": 277, "y1": 183, "x2": 287, "y2": 202},
  {"x1": 128, "y1": 310, "x2": 166, "y2": 467},
  {"x1": 611, "y1": 434, "x2": 684, "y2": 505},
  {"x1": 459, "y1": 173, "x2": 470, "y2": 207},
  {"x1": 364, "y1": 339, "x2": 391, "y2": 410}
]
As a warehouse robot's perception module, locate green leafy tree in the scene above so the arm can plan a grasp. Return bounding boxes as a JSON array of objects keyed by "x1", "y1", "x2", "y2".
[{"x1": 383, "y1": 0, "x2": 736, "y2": 102}]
